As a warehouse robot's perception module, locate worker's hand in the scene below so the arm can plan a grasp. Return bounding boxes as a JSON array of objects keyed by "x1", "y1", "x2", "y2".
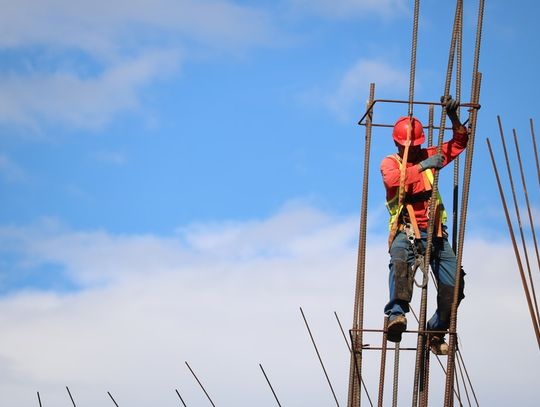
[
  {"x1": 441, "y1": 95, "x2": 460, "y2": 124},
  {"x1": 418, "y1": 153, "x2": 444, "y2": 171}
]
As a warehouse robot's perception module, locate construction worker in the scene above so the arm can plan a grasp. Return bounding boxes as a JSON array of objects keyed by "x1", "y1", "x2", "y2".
[{"x1": 380, "y1": 97, "x2": 466, "y2": 355}]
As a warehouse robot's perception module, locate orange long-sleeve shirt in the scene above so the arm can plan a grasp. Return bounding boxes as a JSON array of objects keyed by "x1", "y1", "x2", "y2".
[{"x1": 380, "y1": 126, "x2": 468, "y2": 229}]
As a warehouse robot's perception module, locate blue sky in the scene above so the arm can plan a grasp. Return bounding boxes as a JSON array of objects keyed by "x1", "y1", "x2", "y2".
[{"x1": 0, "y1": 0, "x2": 538, "y2": 406}]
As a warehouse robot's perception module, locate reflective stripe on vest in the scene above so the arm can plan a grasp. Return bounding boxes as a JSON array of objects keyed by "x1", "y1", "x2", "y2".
[{"x1": 385, "y1": 154, "x2": 448, "y2": 230}]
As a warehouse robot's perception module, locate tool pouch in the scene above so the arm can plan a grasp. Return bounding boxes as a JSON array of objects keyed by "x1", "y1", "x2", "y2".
[{"x1": 393, "y1": 259, "x2": 414, "y2": 302}]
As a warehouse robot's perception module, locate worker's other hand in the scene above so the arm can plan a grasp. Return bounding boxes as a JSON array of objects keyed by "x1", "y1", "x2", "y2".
[
  {"x1": 418, "y1": 153, "x2": 444, "y2": 171},
  {"x1": 440, "y1": 95, "x2": 460, "y2": 121}
]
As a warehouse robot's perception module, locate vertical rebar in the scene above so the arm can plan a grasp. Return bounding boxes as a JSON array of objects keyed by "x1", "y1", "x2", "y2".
[
  {"x1": 108, "y1": 391, "x2": 119, "y2": 407},
  {"x1": 530, "y1": 119, "x2": 540, "y2": 186},
  {"x1": 444, "y1": 68, "x2": 482, "y2": 407},
  {"x1": 428, "y1": 104, "x2": 434, "y2": 147},
  {"x1": 259, "y1": 364, "x2": 282, "y2": 407},
  {"x1": 445, "y1": 0, "x2": 486, "y2": 392},
  {"x1": 175, "y1": 389, "x2": 188, "y2": 407},
  {"x1": 300, "y1": 307, "x2": 340, "y2": 407},
  {"x1": 348, "y1": 82, "x2": 375, "y2": 407},
  {"x1": 185, "y1": 361, "x2": 216, "y2": 407},
  {"x1": 377, "y1": 317, "x2": 389, "y2": 407},
  {"x1": 408, "y1": 0, "x2": 421, "y2": 117},
  {"x1": 37, "y1": 392, "x2": 43, "y2": 407},
  {"x1": 66, "y1": 386, "x2": 76, "y2": 407},
  {"x1": 486, "y1": 137, "x2": 540, "y2": 348},
  {"x1": 413, "y1": 2, "x2": 463, "y2": 404},
  {"x1": 391, "y1": 343, "x2": 400, "y2": 407},
  {"x1": 335, "y1": 312, "x2": 374, "y2": 407},
  {"x1": 452, "y1": 0, "x2": 464, "y2": 254},
  {"x1": 513, "y1": 130, "x2": 540, "y2": 273}
]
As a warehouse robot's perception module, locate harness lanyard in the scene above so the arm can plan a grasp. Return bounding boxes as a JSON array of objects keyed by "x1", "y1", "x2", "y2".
[{"x1": 388, "y1": 121, "x2": 412, "y2": 248}]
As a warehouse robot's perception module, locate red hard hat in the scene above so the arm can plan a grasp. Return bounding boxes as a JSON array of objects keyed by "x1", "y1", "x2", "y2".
[{"x1": 392, "y1": 116, "x2": 425, "y2": 146}]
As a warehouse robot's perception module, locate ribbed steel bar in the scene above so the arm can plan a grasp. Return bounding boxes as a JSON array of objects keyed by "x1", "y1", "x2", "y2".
[
  {"x1": 108, "y1": 391, "x2": 120, "y2": 407},
  {"x1": 300, "y1": 307, "x2": 340, "y2": 407},
  {"x1": 452, "y1": 0, "x2": 464, "y2": 254},
  {"x1": 531, "y1": 119, "x2": 540, "y2": 186},
  {"x1": 175, "y1": 389, "x2": 188, "y2": 407},
  {"x1": 444, "y1": 69, "x2": 482, "y2": 407},
  {"x1": 486, "y1": 137, "x2": 540, "y2": 349},
  {"x1": 513, "y1": 130, "x2": 540, "y2": 273},
  {"x1": 413, "y1": 2, "x2": 463, "y2": 405},
  {"x1": 391, "y1": 343, "x2": 400, "y2": 407},
  {"x1": 259, "y1": 364, "x2": 282, "y2": 407},
  {"x1": 348, "y1": 82, "x2": 375, "y2": 407},
  {"x1": 185, "y1": 361, "x2": 216, "y2": 407},
  {"x1": 37, "y1": 391, "x2": 43, "y2": 407},
  {"x1": 335, "y1": 313, "x2": 374, "y2": 407},
  {"x1": 445, "y1": 0, "x2": 486, "y2": 396},
  {"x1": 377, "y1": 318, "x2": 389, "y2": 407},
  {"x1": 497, "y1": 118, "x2": 540, "y2": 322},
  {"x1": 428, "y1": 105, "x2": 434, "y2": 147},
  {"x1": 66, "y1": 386, "x2": 76, "y2": 407},
  {"x1": 408, "y1": 0, "x2": 421, "y2": 117},
  {"x1": 420, "y1": 339, "x2": 431, "y2": 407}
]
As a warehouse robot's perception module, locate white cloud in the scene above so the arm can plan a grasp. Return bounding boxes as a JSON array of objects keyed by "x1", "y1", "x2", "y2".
[
  {"x1": 0, "y1": 206, "x2": 537, "y2": 406},
  {"x1": 290, "y1": 0, "x2": 408, "y2": 19},
  {"x1": 327, "y1": 59, "x2": 408, "y2": 121},
  {"x1": 0, "y1": 0, "x2": 278, "y2": 130},
  {"x1": 0, "y1": 50, "x2": 181, "y2": 130}
]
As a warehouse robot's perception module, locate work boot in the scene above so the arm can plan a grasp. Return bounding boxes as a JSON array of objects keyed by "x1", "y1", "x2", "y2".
[
  {"x1": 387, "y1": 315, "x2": 407, "y2": 343},
  {"x1": 430, "y1": 335, "x2": 449, "y2": 355}
]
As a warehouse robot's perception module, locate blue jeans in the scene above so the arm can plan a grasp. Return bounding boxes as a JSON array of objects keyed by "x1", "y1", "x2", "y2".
[{"x1": 384, "y1": 228, "x2": 465, "y2": 331}]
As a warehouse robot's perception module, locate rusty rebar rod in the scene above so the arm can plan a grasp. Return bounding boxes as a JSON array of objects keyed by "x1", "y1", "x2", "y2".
[
  {"x1": 497, "y1": 118, "x2": 540, "y2": 321},
  {"x1": 377, "y1": 317, "x2": 389, "y2": 407},
  {"x1": 408, "y1": 0, "x2": 421, "y2": 117},
  {"x1": 530, "y1": 119, "x2": 540, "y2": 186},
  {"x1": 486, "y1": 137, "x2": 540, "y2": 348},
  {"x1": 300, "y1": 307, "x2": 340, "y2": 407},
  {"x1": 66, "y1": 386, "x2": 76, "y2": 407},
  {"x1": 259, "y1": 364, "x2": 282, "y2": 407},
  {"x1": 445, "y1": 0, "x2": 487, "y2": 389},
  {"x1": 108, "y1": 391, "x2": 119, "y2": 407},
  {"x1": 348, "y1": 82, "x2": 375, "y2": 407},
  {"x1": 513, "y1": 130, "x2": 540, "y2": 274},
  {"x1": 413, "y1": 2, "x2": 464, "y2": 404},
  {"x1": 391, "y1": 343, "x2": 400, "y2": 407},
  {"x1": 175, "y1": 389, "x2": 188, "y2": 407},
  {"x1": 335, "y1": 312, "x2": 374, "y2": 407},
  {"x1": 185, "y1": 361, "x2": 216, "y2": 407}
]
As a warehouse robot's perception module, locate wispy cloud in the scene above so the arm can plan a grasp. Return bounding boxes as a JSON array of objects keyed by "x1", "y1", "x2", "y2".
[
  {"x1": 0, "y1": 205, "x2": 536, "y2": 405},
  {"x1": 0, "y1": 0, "x2": 279, "y2": 130},
  {"x1": 327, "y1": 59, "x2": 408, "y2": 120},
  {"x1": 0, "y1": 50, "x2": 181, "y2": 129},
  {"x1": 289, "y1": 0, "x2": 408, "y2": 19},
  {"x1": 0, "y1": 153, "x2": 26, "y2": 182}
]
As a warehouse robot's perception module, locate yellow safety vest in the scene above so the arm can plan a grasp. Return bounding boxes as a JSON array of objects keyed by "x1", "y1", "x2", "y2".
[{"x1": 385, "y1": 154, "x2": 447, "y2": 231}]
